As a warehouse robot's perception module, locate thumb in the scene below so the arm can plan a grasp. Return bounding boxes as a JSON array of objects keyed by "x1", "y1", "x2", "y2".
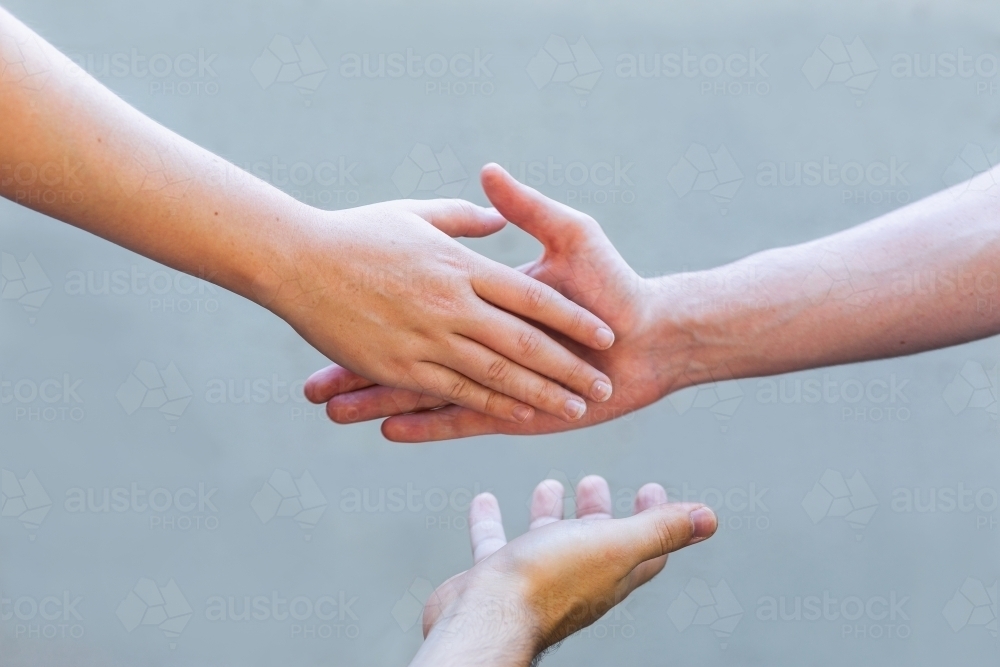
[
  {"x1": 402, "y1": 198, "x2": 507, "y2": 237},
  {"x1": 480, "y1": 163, "x2": 596, "y2": 252},
  {"x1": 607, "y1": 503, "x2": 717, "y2": 565}
]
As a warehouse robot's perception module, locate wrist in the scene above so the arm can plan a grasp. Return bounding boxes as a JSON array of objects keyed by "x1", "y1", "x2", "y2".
[
  {"x1": 645, "y1": 268, "x2": 753, "y2": 392},
  {"x1": 414, "y1": 584, "x2": 541, "y2": 667},
  {"x1": 242, "y1": 201, "x2": 339, "y2": 317}
]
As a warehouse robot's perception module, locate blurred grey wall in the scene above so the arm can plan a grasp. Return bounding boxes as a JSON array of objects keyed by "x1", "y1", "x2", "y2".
[{"x1": 0, "y1": 1, "x2": 997, "y2": 665}]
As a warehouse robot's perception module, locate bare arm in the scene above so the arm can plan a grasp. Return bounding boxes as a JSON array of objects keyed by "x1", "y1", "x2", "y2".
[
  {"x1": 0, "y1": 8, "x2": 619, "y2": 424},
  {"x1": 0, "y1": 6, "x2": 295, "y2": 299},
  {"x1": 305, "y1": 164, "x2": 1000, "y2": 441},
  {"x1": 668, "y1": 168, "x2": 1000, "y2": 381}
]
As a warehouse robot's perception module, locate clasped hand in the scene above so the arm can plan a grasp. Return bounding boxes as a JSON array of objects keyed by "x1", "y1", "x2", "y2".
[
  {"x1": 306, "y1": 163, "x2": 697, "y2": 439},
  {"x1": 259, "y1": 195, "x2": 619, "y2": 425}
]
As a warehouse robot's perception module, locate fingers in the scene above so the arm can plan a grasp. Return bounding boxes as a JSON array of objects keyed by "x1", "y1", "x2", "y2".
[
  {"x1": 529, "y1": 480, "x2": 564, "y2": 530},
  {"x1": 441, "y1": 334, "x2": 593, "y2": 422},
  {"x1": 304, "y1": 323, "x2": 610, "y2": 424},
  {"x1": 326, "y1": 385, "x2": 446, "y2": 424},
  {"x1": 382, "y1": 405, "x2": 526, "y2": 442},
  {"x1": 468, "y1": 307, "x2": 613, "y2": 404},
  {"x1": 634, "y1": 483, "x2": 668, "y2": 513},
  {"x1": 469, "y1": 492, "x2": 507, "y2": 564},
  {"x1": 480, "y1": 163, "x2": 599, "y2": 253},
  {"x1": 472, "y1": 262, "x2": 615, "y2": 353},
  {"x1": 574, "y1": 475, "x2": 613, "y2": 520},
  {"x1": 401, "y1": 199, "x2": 507, "y2": 238},
  {"x1": 404, "y1": 362, "x2": 535, "y2": 424},
  {"x1": 609, "y1": 502, "x2": 718, "y2": 565},
  {"x1": 304, "y1": 364, "x2": 374, "y2": 404}
]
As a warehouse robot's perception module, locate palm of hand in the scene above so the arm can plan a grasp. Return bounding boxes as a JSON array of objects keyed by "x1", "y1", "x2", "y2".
[{"x1": 420, "y1": 476, "x2": 708, "y2": 652}]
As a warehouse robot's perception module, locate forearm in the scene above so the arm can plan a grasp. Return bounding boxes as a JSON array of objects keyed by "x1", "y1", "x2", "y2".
[
  {"x1": 0, "y1": 7, "x2": 308, "y2": 305},
  {"x1": 659, "y1": 169, "x2": 1000, "y2": 381}
]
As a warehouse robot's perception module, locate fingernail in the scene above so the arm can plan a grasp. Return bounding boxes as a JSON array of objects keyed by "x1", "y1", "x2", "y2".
[
  {"x1": 564, "y1": 398, "x2": 587, "y2": 420},
  {"x1": 689, "y1": 507, "x2": 717, "y2": 540},
  {"x1": 513, "y1": 405, "x2": 532, "y2": 423},
  {"x1": 591, "y1": 380, "x2": 612, "y2": 402},
  {"x1": 595, "y1": 327, "x2": 615, "y2": 349}
]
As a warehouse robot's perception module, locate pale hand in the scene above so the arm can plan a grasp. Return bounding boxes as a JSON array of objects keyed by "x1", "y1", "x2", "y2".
[{"x1": 274, "y1": 197, "x2": 619, "y2": 426}]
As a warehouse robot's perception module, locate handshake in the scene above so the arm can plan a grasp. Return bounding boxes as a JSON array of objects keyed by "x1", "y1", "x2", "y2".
[{"x1": 296, "y1": 163, "x2": 712, "y2": 441}]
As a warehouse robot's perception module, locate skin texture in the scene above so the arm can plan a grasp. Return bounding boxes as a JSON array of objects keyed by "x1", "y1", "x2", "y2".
[
  {"x1": 308, "y1": 162, "x2": 1000, "y2": 441},
  {"x1": 0, "y1": 7, "x2": 617, "y2": 425},
  {"x1": 408, "y1": 476, "x2": 718, "y2": 667}
]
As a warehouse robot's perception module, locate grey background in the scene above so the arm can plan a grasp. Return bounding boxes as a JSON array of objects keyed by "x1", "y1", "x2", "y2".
[{"x1": 1, "y1": 0, "x2": 997, "y2": 665}]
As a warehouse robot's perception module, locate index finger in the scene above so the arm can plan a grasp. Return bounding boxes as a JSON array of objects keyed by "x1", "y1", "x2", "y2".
[{"x1": 400, "y1": 198, "x2": 507, "y2": 238}]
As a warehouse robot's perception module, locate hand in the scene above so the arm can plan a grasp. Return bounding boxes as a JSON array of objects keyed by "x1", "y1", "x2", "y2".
[
  {"x1": 259, "y1": 197, "x2": 619, "y2": 425},
  {"x1": 409, "y1": 475, "x2": 717, "y2": 667},
  {"x1": 305, "y1": 165, "x2": 715, "y2": 440},
  {"x1": 0, "y1": 8, "x2": 611, "y2": 427}
]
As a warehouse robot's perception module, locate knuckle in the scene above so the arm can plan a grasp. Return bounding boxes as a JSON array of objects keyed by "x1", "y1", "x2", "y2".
[
  {"x1": 522, "y1": 281, "x2": 547, "y2": 309},
  {"x1": 655, "y1": 517, "x2": 679, "y2": 555},
  {"x1": 482, "y1": 390, "x2": 503, "y2": 416},
  {"x1": 447, "y1": 377, "x2": 473, "y2": 400},
  {"x1": 564, "y1": 360, "x2": 587, "y2": 386},
  {"x1": 529, "y1": 380, "x2": 553, "y2": 406},
  {"x1": 456, "y1": 199, "x2": 477, "y2": 219},
  {"x1": 486, "y1": 357, "x2": 511, "y2": 383},
  {"x1": 516, "y1": 329, "x2": 542, "y2": 358}
]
